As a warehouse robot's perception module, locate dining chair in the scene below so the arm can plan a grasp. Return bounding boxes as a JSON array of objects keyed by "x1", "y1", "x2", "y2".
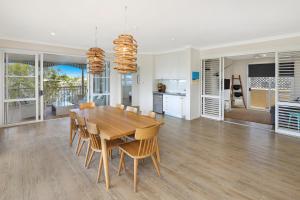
[
  {"x1": 79, "y1": 102, "x2": 96, "y2": 110},
  {"x1": 146, "y1": 111, "x2": 161, "y2": 163},
  {"x1": 116, "y1": 104, "x2": 125, "y2": 110},
  {"x1": 126, "y1": 106, "x2": 138, "y2": 114},
  {"x1": 148, "y1": 111, "x2": 156, "y2": 119},
  {"x1": 75, "y1": 115, "x2": 91, "y2": 166},
  {"x1": 69, "y1": 111, "x2": 78, "y2": 146},
  {"x1": 86, "y1": 122, "x2": 124, "y2": 182},
  {"x1": 117, "y1": 125, "x2": 161, "y2": 192}
]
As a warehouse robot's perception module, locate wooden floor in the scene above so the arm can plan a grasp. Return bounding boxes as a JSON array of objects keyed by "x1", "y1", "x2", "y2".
[
  {"x1": 0, "y1": 116, "x2": 300, "y2": 200},
  {"x1": 225, "y1": 108, "x2": 272, "y2": 125}
]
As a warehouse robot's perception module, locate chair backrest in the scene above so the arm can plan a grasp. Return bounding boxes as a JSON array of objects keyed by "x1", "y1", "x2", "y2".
[
  {"x1": 148, "y1": 111, "x2": 156, "y2": 119},
  {"x1": 86, "y1": 121, "x2": 101, "y2": 150},
  {"x1": 76, "y1": 115, "x2": 89, "y2": 138},
  {"x1": 79, "y1": 102, "x2": 95, "y2": 110},
  {"x1": 69, "y1": 111, "x2": 78, "y2": 130},
  {"x1": 116, "y1": 104, "x2": 125, "y2": 110},
  {"x1": 135, "y1": 125, "x2": 160, "y2": 157},
  {"x1": 126, "y1": 106, "x2": 138, "y2": 114}
]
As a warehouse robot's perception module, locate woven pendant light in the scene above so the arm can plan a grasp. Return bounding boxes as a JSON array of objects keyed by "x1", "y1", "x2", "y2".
[
  {"x1": 113, "y1": 6, "x2": 137, "y2": 74},
  {"x1": 113, "y1": 34, "x2": 137, "y2": 74},
  {"x1": 87, "y1": 27, "x2": 105, "y2": 74}
]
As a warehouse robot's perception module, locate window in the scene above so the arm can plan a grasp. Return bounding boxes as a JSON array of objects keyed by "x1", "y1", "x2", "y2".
[{"x1": 92, "y1": 62, "x2": 110, "y2": 106}]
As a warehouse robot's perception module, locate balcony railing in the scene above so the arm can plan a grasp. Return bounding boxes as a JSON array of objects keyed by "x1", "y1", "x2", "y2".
[{"x1": 44, "y1": 85, "x2": 87, "y2": 106}]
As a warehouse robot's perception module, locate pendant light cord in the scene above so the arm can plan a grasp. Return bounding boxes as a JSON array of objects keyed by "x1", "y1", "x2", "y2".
[
  {"x1": 94, "y1": 26, "x2": 98, "y2": 47},
  {"x1": 124, "y1": 5, "x2": 128, "y2": 33}
]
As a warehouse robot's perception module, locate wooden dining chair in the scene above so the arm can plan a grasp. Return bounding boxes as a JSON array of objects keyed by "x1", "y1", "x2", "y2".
[
  {"x1": 148, "y1": 111, "x2": 156, "y2": 119},
  {"x1": 117, "y1": 125, "x2": 161, "y2": 192},
  {"x1": 86, "y1": 122, "x2": 124, "y2": 182},
  {"x1": 116, "y1": 104, "x2": 125, "y2": 110},
  {"x1": 79, "y1": 102, "x2": 95, "y2": 110},
  {"x1": 75, "y1": 115, "x2": 90, "y2": 166},
  {"x1": 146, "y1": 111, "x2": 161, "y2": 163},
  {"x1": 126, "y1": 106, "x2": 138, "y2": 114},
  {"x1": 69, "y1": 111, "x2": 78, "y2": 146}
]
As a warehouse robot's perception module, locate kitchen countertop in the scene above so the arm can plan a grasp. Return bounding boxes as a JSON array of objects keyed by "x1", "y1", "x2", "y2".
[{"x1": 153, "y1": 91, "x2": 186, "y2": 96}]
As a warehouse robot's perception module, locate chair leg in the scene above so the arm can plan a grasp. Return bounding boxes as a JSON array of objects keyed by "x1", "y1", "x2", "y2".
[
  {"x1": 78, "y1": 140, "x2": 85, "y2": 156},
  {"x1": 75, "y1": 136, "x2": 82, "y2": 155},
  {"x1": 151, "y1": 155, "x2": 160, "y2": 177},
  {"x1": 109, "y1": 149, "x2": 112, "y2": 159},
  {"x1": 85, "y1": 141, "x2": 91, "y2": 167},
  {"x1": 134, "y1": 158, "x2": 138, "y2": 192},
  {"x1": 117, "y1": 151, "x2": 125, "y2": 176},
  {"x1": 156, "y1": 144, "x2": 161, "y2": 163},
  {"x1": 87, "y1": 150, "x2": 95, "y2": 169},
  {"x1": 70, "y1": 128, "x2": 73, "y2": 146},
  {"x1": 72, "y1": 129, "x2": 77, "y2": 144},
  {"x1": 97, "y1": 153, "x2": 103, "y2": 183}
]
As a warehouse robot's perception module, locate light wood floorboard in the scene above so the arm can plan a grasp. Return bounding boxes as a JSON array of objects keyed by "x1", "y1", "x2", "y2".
[{"x1": 0, "y1": 116, "x2": 300, "y2": 200}]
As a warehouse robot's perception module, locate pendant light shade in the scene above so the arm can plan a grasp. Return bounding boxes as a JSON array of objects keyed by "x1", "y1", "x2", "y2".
[
  {"x1": 86, "y1": 47, "x2": 105, "y2": 74},
  {"x1": 113, "y1": 34, "x2": 137, "y2": 74},
  {"x1": 87, "y1": 27, "x2": 105, "y2": 74}
]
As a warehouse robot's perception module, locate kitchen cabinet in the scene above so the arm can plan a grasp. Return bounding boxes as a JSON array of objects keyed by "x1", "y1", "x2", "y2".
[
  {"x1": 154, "y1": 51, "x2": 187, "y2": 80},
  {"x1": 163, "y1": 94, "x2": 186, "y2": 118}
]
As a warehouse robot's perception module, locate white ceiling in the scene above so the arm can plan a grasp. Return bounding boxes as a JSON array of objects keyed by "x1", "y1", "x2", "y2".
[
  {"x1": 227, "y1": 52, "x2": 275, "y2": 60},
  {"x1": 1, "y1": 0, "x2": 300, "y2": 53}
]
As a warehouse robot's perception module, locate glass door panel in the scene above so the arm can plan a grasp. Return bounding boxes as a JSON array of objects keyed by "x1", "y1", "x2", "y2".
[
  {"x1": 90, "y1": 61, "x2": 110, "y2": 106},
  {"x1": 4, "y1": 53, "x2": 38, "y2": 124}
]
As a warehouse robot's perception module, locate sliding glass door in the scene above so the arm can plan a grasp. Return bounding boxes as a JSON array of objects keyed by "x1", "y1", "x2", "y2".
[{"x1": 3, "y1": 52, "x2": 39, "y2": 124}]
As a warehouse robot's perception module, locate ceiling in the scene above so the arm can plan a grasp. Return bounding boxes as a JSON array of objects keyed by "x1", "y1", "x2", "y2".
[
  {"x1": 227, "y1": 52, "x2": 275, "y2": 60},
  {"x1": 1, "y1": 0, "x2": 300, "y2": 53}
]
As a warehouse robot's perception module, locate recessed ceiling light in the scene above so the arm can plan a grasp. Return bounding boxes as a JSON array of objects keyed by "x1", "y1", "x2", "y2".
[
  {"x1": 50, "y1": 32, "x2": 56, "y2": 36},
  {"x1": 171, "y1": 38, "x2": 175, "y2": 41}
]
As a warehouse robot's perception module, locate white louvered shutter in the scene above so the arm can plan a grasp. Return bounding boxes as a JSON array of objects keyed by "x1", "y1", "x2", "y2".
[
  {"x1": 276, "y1": 51, "x2": 300, "y2": 136},
  {"x1": 201, "y1": 58, "x2": 223, "y2": 120}
]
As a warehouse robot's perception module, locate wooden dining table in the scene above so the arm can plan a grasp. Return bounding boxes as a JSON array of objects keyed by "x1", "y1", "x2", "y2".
[{"x1": 73, "y1": 106, "x2": 163, "y2": 190}]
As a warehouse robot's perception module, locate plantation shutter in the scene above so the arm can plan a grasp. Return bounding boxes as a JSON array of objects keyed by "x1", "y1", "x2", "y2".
[
  {"x1": 201, "y1": 58, "x2": 223, "y2": 120},
  {"x1": 276, "y1": 51, "x2": 300, "y2": 136}
]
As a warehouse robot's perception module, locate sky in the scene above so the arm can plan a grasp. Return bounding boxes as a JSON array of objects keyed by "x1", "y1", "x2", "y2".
[{"x1": 52, "y1": 65, "x2": 87, "y2": 78}]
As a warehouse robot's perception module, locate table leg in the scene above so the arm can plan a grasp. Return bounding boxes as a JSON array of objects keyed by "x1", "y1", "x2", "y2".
[{"x1": 100, "y1": 137, "x2": 110, "y2": 190}]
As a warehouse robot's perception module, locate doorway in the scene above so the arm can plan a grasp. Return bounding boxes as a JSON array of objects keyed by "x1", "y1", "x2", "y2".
[
  {"x1": 42, "y1": 54, "x2": 87, "y2": 120},
  {"x1": 223, "y1": 53, "x2": 275, "y2": 129},
  {"x1": 121, "y1": 74, "x2": 132, "y2": 106}
]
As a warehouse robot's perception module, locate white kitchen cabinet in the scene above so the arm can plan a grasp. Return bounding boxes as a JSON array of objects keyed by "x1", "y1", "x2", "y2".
[
  {"x1": 163, "y1": 94, "x2": 186, "y2": 118},
  {"x1": 154, "y1": 51, "x2": 187, "y2": 80}
]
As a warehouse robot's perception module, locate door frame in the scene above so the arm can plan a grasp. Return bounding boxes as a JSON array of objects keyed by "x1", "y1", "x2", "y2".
[{"x1": 1, "y1": 49, "x2": 41, "y2": 126}]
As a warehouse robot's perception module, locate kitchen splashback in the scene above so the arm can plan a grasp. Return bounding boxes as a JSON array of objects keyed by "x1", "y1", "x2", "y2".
[{"x1": 154, "y1": 79, "x2": 186, "y2": 93}]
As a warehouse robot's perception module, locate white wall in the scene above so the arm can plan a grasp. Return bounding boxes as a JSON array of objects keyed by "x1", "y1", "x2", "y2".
[
  {"x1": 137, "y1": 54, "x2": 154, "y2": 114},
  {"x1": 131, "y1": 72, "x2": 139, "y2": 106},
  {"x1": 0, "y1": 39, "x2": 86, "y2": 56},
  {"x1": 189, "y1": 48, "x2": 201, "y2": 120},
  {"x1": 200, "y1": 36, "x2": 300, "y2": 58},
  {"x1": 224, "y1": 57, "x2": 275, "y2": 106},
  {"x1": 109, "y1": 69, "x2": 122, "y2": 107}
]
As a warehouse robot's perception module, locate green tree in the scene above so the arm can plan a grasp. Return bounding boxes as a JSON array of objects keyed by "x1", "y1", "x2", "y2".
[{"x1": 7, "y1": 63, "x2": 35, "y2": 99}]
